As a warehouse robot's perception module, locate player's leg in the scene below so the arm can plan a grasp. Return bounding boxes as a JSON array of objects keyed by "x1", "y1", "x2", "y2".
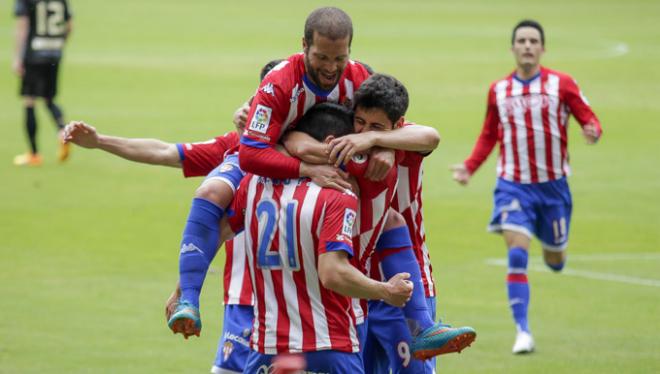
[
  {"x1": 367, "y1": 300, "x2": 430, "y2": 373},
  {"x1": 14, "y1": 63, "x2": 41, "y2": 166},
  {"x1": 210, "y1": 304, "x2": 253, "y2": 374},
  {"x1": 537, "y1": 178, "x2": 573, "y2": 272},
  {"x1": 488, "y1": 178, "x2": 536, "y2": 354},
  {"x1": 171, "y1": 155, "x2": 244, "y2": 334},
  {"x1": 376, "y1": 210, "x2": 475, "y2": 360},
  {"x1": 41, "y1": 63, "x2": 69, "y2": 161}
]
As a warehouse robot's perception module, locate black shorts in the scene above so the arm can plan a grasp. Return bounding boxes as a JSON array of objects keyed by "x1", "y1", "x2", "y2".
[{"x1": 20, "y1": 62, "x2": 60, "y2": 98}]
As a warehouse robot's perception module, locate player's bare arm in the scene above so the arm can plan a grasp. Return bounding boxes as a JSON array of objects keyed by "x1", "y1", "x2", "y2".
[
  {"x1": 63, "y1": 121, "x2": 180, "y2": 167},
  {"x1": 317, "y1": 250, "x2": 413, "y2": 307},
  {"x1": 329, "y1": 124, "x2": 440, "y2": 167},
  {"x1": 13, "y1": 16, "x2": 28, "y2": 76},
  {"x1": 282, "y1": 131, "x2": 330, "y2": 164}
]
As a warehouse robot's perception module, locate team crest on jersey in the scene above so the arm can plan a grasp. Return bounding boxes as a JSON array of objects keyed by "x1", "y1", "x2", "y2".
[
  {"x1": 342, "y1": 209, "x2": 357, "y2": 237},
  {"x1": 220, "y1": 163, "x2": 234, "y2": 172},
  {"x1": 222, "y1": 341, "x2": 234, "y2": 361},
  {"x1": 249, "y1": 105, "x2": 272, "y2": 134},
  {"x1": 261, "y1": 83, "x2": 275, "y2": 97}
]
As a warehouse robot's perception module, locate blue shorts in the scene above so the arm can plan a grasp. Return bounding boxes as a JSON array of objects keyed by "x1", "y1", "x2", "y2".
[
  {"x1": 362, "y1": 297, "x2": 436, "y2": 374},
  {"x1": 243, "y1": 349, "x2": 364, "y2": 374},
  {"x1": 489, "y1": 177, "x2": 572, "y2": 251},
  {"x1": 201, "y1": 153, "x2": 245, "y2": 193},
  {"x1": 211, "y1": 304, "x2": 253, "y2": 374}
]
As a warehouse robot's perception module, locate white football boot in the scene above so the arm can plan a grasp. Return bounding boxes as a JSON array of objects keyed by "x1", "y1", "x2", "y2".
[{"x1": 512, "y1": 331, "x2": 535, "y2": 354}]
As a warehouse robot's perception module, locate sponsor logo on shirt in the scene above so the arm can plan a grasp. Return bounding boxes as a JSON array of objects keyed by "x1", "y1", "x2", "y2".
[
  {"x1": 248, "y1": 105, "x2": 272, "y2": 134},
  {"x1": 503, "y1": 94, "x2": 550, "y2": 113},
  {"x1": 290, "y1": 84, "x2": 304, "y2": 103},
  {"x1": 261, "y1": 83, "x2": 275, "y2": 97},
  {"x1": 342, "y1": 208, "x2": 357, "y2": 237}
]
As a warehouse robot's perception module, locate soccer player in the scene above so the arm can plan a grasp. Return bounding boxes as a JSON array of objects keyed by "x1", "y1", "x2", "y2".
[
  {"x1": 286, "y1": 74, "x2": 476, "y2": 372},
  {"x1": 238, "y1": 7, "x2": 394, "y2": 188},
  {"x1": 13, "y1": 0, "x2": 73, "y2": 166},
  {"x1": 225, "y1": 102, "x2": 414, "y2": 373},
  {"x1": 64, "y1": 59, "x2": 282, "y2": 374},
  {"x1": 451, "y1": 20, "x2": 602, "y2": 354}
]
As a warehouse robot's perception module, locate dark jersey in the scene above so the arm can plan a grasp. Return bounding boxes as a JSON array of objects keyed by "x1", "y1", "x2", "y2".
[{"x1": 15, "y1": 0, "x2": 72, "y2": 64}]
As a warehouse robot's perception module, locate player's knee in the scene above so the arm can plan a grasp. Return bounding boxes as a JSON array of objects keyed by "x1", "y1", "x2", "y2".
[
  {"x1": 195, "y1": 180, "x2": 233, "y2": 207},
  {"x1": 23, "y1": 97, "x2": 35, "y2": 107},
  {"x1": 383, "y1": 209, "x2": 406, "y2": 232},
  {"x1": 543, "y1": 250, "x2": 566, "y2": 272}
]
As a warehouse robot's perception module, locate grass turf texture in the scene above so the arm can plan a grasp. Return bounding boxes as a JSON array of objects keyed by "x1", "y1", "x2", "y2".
[{"x1": 1, "y1": 0, "x2": 659, "y2": 372}]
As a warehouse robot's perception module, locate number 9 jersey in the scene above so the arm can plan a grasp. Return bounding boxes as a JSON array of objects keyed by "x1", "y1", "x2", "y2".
[
  {"x1": 228, "y1": 174, "x2": 361, "y2": 355},
  {"x1": 15, "y1": 0, "x2": 72, "y2": 64}
]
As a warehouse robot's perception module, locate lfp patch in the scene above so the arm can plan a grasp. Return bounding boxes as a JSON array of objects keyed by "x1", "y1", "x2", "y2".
[
  {"x1": 249, "y1": 105, "x2": 272, "y2": 134},
  {"x1": 342, "y1": 208, "x2": 357, "y2": 237}
]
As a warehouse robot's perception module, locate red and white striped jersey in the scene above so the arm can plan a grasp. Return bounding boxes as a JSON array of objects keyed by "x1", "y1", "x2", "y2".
[
  {"x1": 239, "y1": 53, "x2": 371, "y2": 178},
  {"x1": 228, "y1": 175, "x2": 360, "y2": 354},
  {"x1": 464, "y1": 67, "x2": 602, "y2": 183},
  {"x1": 345, "y1": 155, "x2": 399, "y2": 322},
  {"x1": 391, "y1": 149, "x2": 436, "y2": 298},
  {"x1": 179, "y1": 133, "x2": 254, "y2": 306}
]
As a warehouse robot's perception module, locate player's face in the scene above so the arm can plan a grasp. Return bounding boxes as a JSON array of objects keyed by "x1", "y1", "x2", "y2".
[
  {"x1": 353, "y1": 106, "x2": 398, "y2": 133},
  {"x1": 511, "y1": 27, "x2": 545, "y2": 70},
  {"x1": 303, "y1": 32, "x2": 350, "y2": 91}
]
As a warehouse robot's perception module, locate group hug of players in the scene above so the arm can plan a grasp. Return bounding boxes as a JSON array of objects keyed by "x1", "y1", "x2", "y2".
[{"x1": 56, "y1": 5, "x2": 601, "y2": 374}]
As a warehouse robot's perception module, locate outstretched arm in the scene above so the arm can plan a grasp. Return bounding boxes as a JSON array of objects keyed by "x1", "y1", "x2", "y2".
[
  {"x1": 63, "y1": 121, "x2": 181, "y2": 168},
  {"x1": 13, "y1": 16, "x2": 28, "y2": 76}
]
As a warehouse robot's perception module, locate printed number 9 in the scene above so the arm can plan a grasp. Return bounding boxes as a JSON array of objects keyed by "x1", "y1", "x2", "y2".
[{"x1": 397, "y1": 341, "x2": 411, "y2": 367}]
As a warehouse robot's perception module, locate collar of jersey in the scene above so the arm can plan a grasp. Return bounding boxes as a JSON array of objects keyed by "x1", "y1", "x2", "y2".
[
  {"x1": 512, "y1": 71, "x2": 541, "y2": 86},
  {"x1": 303, "y1": 73, "x2": 334, "y2": 98}
]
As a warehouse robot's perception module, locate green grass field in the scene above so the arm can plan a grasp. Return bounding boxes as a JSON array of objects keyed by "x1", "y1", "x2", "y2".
[{"x1": 1, "y1": 0, "x2": 659, "y2": 372}]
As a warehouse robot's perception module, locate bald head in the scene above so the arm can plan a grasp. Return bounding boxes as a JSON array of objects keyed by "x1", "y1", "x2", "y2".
[{"x1": 304, "y1": 7, "x2": 353, "y2": 47}]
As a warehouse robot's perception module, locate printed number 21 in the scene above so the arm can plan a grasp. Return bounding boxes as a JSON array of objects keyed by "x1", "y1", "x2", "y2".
[{"x1": 256, "y1": 199, "x2": 299, "y2": 270}]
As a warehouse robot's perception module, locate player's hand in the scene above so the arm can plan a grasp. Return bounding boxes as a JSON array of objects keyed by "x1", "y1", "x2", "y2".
[
  {"x1": 365, "y1": 147, "x2": 394, "y2": 181},
  {"x1": 62, "y1": 121, "x2": 100, "y2": 148},
  {"x1": 582, "y1": 123, "x2": 600, "y2": 145},
  {"x1": 233, "y1": 102, "x2": 250, "y2": 135},
  {"x1": 301, "y1": 162, "x2": 352, "y2": 192},
  {"x1": 450, "y1": 164, "x2": 471, "y2": 185},
  {"x1": 328, "y1": 132, "x2": 377, "y2": 168},
  {"x1": 383, "y1": 272, "x2": 413, "y2": 307},
  {"x1": 12, "y1": 58, "x2": 24, "y2": 77}
]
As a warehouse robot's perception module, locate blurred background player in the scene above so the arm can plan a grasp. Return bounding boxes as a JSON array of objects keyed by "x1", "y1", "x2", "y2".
[
  {"x1": 13, "y1": 0, "x2": 73, "y2": 166},
  {"x1": 451, "y1": 19, "x2": 602, "y2": 354}
]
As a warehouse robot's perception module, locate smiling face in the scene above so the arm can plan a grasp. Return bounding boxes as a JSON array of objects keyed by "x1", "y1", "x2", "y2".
[
  {"x1": 303, "y1": 31, "x2": 350, "y2": 91},
  {"x1": 511, "y1": 26, "x2": 545, "y2": 71}
]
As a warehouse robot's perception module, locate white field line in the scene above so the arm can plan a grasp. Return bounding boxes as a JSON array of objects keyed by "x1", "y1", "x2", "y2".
[{"x1": 485, "y1": 253, "x2": 660, "y2": 288}]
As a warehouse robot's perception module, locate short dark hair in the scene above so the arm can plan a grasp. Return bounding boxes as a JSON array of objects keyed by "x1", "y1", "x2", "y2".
[
  {"x1": 260, "y1": 59, "x2": 284, "y2": 82},
  {"x1": 294, "y1": 103, "x2": 353, "y2": 142},
  {"x1": 304, "y1": 7, "x2": 353, "y2": 47},
  {"x1": 512, "y1": 19, "x2": 545, "y2": 46},
  {"x1": 354, "y1": 73, "x2": 408, "y2": 124}
]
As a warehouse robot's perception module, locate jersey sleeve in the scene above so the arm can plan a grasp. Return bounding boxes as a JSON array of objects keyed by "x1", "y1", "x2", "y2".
[
  {"x1": 14, "y1": 0, "x2": 27, "y2": 17},
  {"x1": 239, "y1": 73, "x2": 302, "y2": 178},
  {"x1": 561, "y1": 76, "x2": 602, "y2": 137},
  {"x1": 227, "y1": 177, "x2": 249, "y2": 234},
  {"x1": 318, "y1": 190, "x2": 358, "y2": 258},
  {"x1": 464, "y1": 85, "x2": 500, "y2": 174},
  {"x1": 177, "y1": 132, "x2": 239, "y2": 178}
]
